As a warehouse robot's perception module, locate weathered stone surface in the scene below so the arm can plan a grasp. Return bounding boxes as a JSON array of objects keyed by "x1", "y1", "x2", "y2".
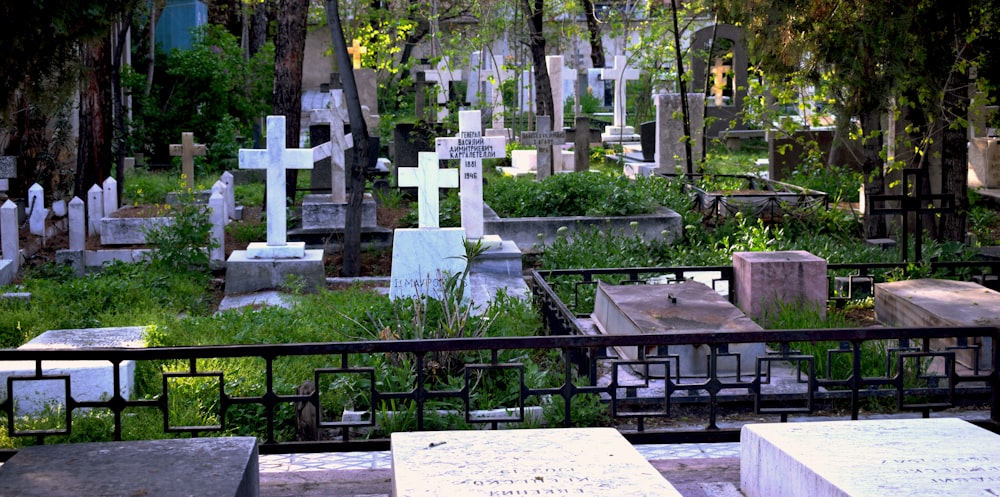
[
  {"x1": 224, "y1": 249, "x2": 325, "y2": 295},
  {"x1": 733, "y1": 250, "x2": 827, "y2": 321}
]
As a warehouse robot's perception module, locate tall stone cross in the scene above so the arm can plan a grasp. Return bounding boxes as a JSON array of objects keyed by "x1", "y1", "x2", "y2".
[
  {"x1": 710, "y1": 57, "x2": 731, "y2": 106},
  {"x1": 413, "y1": 72, "x2": 438, "y2": 123},
  {"x1": 310, "y1": 89, "x2": 353, "y2": 203},
  {"x1": 347, "y1": 39, "x2": 367, "y2": 69},
  {"x1": 169, "y1": 132, "x2": 207, "y2": 190},
  {"x1": 434, "y1": 110, "x2": 506, "y2": 240},
  {"x1": 600, "y1": 55, "x2": 640, "y2": 130},
  {"x1": 239, "y1": 115, "x2": 331, "y2": 258},
  {"x1": 397, "y1": 152, "x2": 458, "y2": 228},
  {"x1": 423, "y1": 58, "x2": 463, "y2": 122},
  {"x1": 520, "y1": 115, "x2": 566, "y2": 180}
]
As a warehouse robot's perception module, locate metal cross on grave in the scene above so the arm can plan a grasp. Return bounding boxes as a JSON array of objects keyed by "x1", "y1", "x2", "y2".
[
  {"x1": 239, "y1": 115, "x2": 331, "y2": 258},
  {"x1": 347, "y1": 39, "x2": 367, "y2": 70},
  {"x1": 434, "y1": 110, "x2": 506, "y2": 240},
  {"x1": 520, "y1": 115, "x2": 566, "y2": 180},
  {"x1": 397, "y1": 152, "x2": 458, "y2": 228},
  {"x1": 600, "y1": 55, "x2": 640, "y2": 130},
  {"x1": 169, "y1": 132, "x2": 207, "y2": 190},
  {"x1": 866, "y1": 168, "x2": 953, "y2": 262}
]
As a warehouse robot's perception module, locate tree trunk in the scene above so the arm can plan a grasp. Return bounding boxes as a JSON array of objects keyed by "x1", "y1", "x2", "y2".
[
  {"x1": 581, "y1": 0, "x2": 605, "y2": 69},
  {"x1": 273, "y1": 0, "x2": 309, "y2": 204},
  {"x1": 940, "y1": 80, "x2": 969, "y2": 242},
  {"x1": 522, "y1": 0, "x2": 554, "y2": 121},
  {"x1": 860, "y1": 108, "x2": 886, "y2": 239},
  {"x1": 249, "y1": 0, "x2": 269, "y2": 57},
  {"x1": 76, "y1": 38, "x2": 113, "y2": 197},
  {"x1": 325, "y1": 0, "x2": 370, "y2": 277}
]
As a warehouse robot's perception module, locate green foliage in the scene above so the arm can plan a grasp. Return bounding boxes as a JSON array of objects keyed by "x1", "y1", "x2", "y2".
[
  {"x1": 789, "y1": 163, "x2": 863, "y2": 203},
  {"x1": 143, "y1": 185, "x2": 217, "y2": 275},
  {"x1": 486, "y1": 172, "x2": 657, "y2": 218},
  {"x1": 225, "y1": 218, "x2": 266, "y2": 245}
]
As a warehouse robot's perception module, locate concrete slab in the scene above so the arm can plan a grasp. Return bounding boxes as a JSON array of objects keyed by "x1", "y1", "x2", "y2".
[
  {"x1": 0, "y1": 437, "x2": 259, "y2": 497},
  {"x1": 592, "y1": 280, "x2": 766, "y2": 377},
  {"x1": 391, "y1": 427, "x2": 682, "y2": 497},
  {"x1": 301, "y1": 194, "x2": 377, "y2": 230},
  {"x1": 225, "y1": 249, "x2": 326, "y2": 295},
  {"x1": 875, "y1": 278, "x2": 998, "y2": 369},
  {"x1": 389, "y1": 228, "x2": 468, "y2": 302},
  {"x1": 733, "y1": 250, "x2": 827, "y2": 321},
  {"x1": 470, "y1": 239, "x2": 522, "y2": 277},
  {"x1": 741, "y1": 418, "x2": 1000, "y2": 497},
  {"x1": 217, "y1": 291, "x2": 298, "y2": 312}
]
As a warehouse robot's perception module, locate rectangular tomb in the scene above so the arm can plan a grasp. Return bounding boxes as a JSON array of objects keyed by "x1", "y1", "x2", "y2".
[
  {"x1": 741, "y1": 418, "x2": 1000, "y2": 497},
  {"x1": 391, "y1": 427, "x2": 682, "y2": 497},
  {"x1": 0, "y1": 437, "x2": 259, "y2": 497},
  {"x1": 592, "y1": 280, "x2": 766, "y2": 377}
]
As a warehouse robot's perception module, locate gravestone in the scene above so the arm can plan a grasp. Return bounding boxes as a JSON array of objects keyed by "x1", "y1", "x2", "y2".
[
  {"x1": 169, "y1": 132, "x2": 207, "y2": 190},
  {"x1": 227, "y1": 115, "x2": 325, "y2": 294},
  {"x1": 423, "y1": 57, "x2": 462, "y2": 122},
  {"x1": 68, "y1": 197, "x2": 85, "y2": 252},
  {"x1": 691, "y1": 24, "x2": 750, "y2": 137},
  {"x1": 354, "y1": 68, "x2": 380, "y2": 132},
  {"x1": 479, "y1": 53, "x2": 513, "y2": 133},
  {"x1": 102, "y1": 177, "x2": 118, "y2": 217},
  {"x1": 733, "y1": 250, "x2": 827, "y2": 321},
  {"x1": 600, "y1": 55, "x2": 641, "y2": 143},
  {"x1": 391, "y1": 428, "x2": 682, "y2": 497},
  {"x1": 413, "y1": 71, "x2": 438, "y2": 123},
  {"x1": 397, "y1": 152, "x2": 458, "y2": 229},
  {"x1": 0, "y1": 437, "x2": 259, "y2": 497},
  {"x1": 574, "y1": 115, "x2": 591, "y2": 172},
  {"x1": 969, "y1": 137, "x2": 1000, "y2": 188},
  {"x1": 1, "y1": 200, "x2": 18, "y2": 282},
  {"x1": 27, "y1": 183, "x2": 47, "y2": 236},
  {"x1": 655, "y1": 93, "x2": 706, "y2": 172},
  {"x1": 434, "y1": 110, "x2": 506, "y2": 242},
  {"x1": 466, "y1": 51, "x2": 482, "y2": 106},
  {"x1": 0, "y1": 155, "x2": 15, "y2": 192},
  {"x1": 86, "y1": 184, "x2": 103, "y2": 237},
  {"x1": 520, "y1": 115, "x2": 566, "y2": 180},
  {"x1": 592, "y1": 280, "x2": 766, "y2": 377},
  {"x1": 741, "y1": 418, "x2": 1000, "y2": 497}
]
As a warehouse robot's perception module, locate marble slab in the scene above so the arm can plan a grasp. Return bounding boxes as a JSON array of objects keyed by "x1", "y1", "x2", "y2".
[
  {"x1": 392, "y1": 427, "x2": 682, "y2": 497},
  {"x1": 389, "y1": 227, "x2": 469, "y2": 302},
  {"x1": 741, "y1": 418, "x2": 1000, "y2": 497}
]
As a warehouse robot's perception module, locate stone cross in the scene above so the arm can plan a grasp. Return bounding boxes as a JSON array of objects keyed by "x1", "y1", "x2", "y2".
[
  {"x1": 397, "y1": 152, "x2": 458, "y2": 229},
  {"x1": 347, "y1": 39, "x2": 367, "y2": 69},
  {"x1": 710, "y1": 57, "x2": 730, "y2": 106},
  {"x1": 520, "y1": 116, "x2": 566, "y2": 180},
  {"x1": 434, "y1": 110, "x2": 506, "y2": 240},
  {"x1": 238, "y1": 115, "x2": 330, "y2": 258},
  {"x1": 600, "y1": 55, "x2": 640, "y2": 130},
  {"x1": 169, "y1": 132, "x2": 207, "y2": 190},
  {"x1": 310, "y1": 89, "x2": 353, "y2": 203},
  {"x1": 423, "y1": 58, "x2": 463, "y2": 122}
]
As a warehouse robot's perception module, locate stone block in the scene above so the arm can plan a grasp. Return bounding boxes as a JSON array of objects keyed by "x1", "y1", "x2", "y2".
[
  {"x1": 392, "y1": 428, "x2": 682, "y2": 497},
  {"x1": 54, "y1": 249, "x2": 84, "y2": 276},
  {"x1": 224, "y1": 249, "x2": 325, "y2": 295},
  {"x1": 469, "y1": 239, "x2": 522, "y2": 277},
  {"x1": 874, "y1": 278, "x2": 999, "y2": 369},
  {"x1": 100, "y1": 217, "x2": 172, "y2": 245},
  {"x1": 389, "y1": 227, "x2": 469, "y2": 302},
  {"x1": 0, "y1": 437, "x2": 259, "y2": 497},
  {"x1": 0, "y1": 259, "x2": 14, "y2": 286},
  {"x1": 741, "y1": 418, "x2": 1000, "y2": 497},
  {"x1": 0, "y1": 156, "x2": 15, "y2": 179},
  {"x1": 300, "y1": 193, "x2": 377, "y2": 230},
  {"x1": 0, "y1": 326, "x2": 146, "y2": 415},
  {"x1": 83, "y1": 249, "x2": 151, "y2": 267},
  {"x1": 969, "y1": 137, "x2": 1000, "y2": 188},
  {"x1": 733, "y1": 250, "x2": 827, "y2": 322}
]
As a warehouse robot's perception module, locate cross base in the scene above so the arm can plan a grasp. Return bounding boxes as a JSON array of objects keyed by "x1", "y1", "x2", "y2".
[
  {"x1": 601, "y1": 126, "x2": 640, "y2": 143},
  {"x1": 246, "y1": 241, "x2": 307, "y2": 259},
  {"x1": 471, "y1": 234, "x2": 504, "y2": 251}
]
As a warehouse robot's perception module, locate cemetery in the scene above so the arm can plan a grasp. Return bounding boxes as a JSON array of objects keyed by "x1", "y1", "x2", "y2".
[{"x1": 2, "y1": 1, "x2": 1000, "y2": 496}]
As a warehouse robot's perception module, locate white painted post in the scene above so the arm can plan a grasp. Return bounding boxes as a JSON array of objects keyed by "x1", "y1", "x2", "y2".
[
  {"x1": 600, "y1": 55, "x2": 640, "y2": 136},
  {"x1": 397, "y1": 152, "x2": 458, "y2": 228},
  {"x1": 546, "y1": 55, "x2": 566, "y2": 173},
  {"x1": 1, "y1": 200, "x2": 18, "y2": 265},
  {"x1": 211, "y1": 180, "x2": 229, "y2": 222},
  {"x1": 209, "y1": 191, "x2": 225, "y2": 263},
  {"x1": 28, "y1": 183, "x2": 47, "y2": 236},
  {"x1": 102, "y1": 177, "x2": 118, "y2": 217},
  {"x1": 68, "y1": 197, "x2": 86, "y2": 252},
  {"x1": 87, "y1": 184, "x2": 103, "y2": 238},
  {"x1": 220, "y1": 171, "x2": 237, "y2": 220}
]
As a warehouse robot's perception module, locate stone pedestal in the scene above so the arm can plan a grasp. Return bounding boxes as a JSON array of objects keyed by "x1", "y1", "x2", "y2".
[
  {"x1": 733, "y1": 250, "x2": 827, "y2": 321},
  {"x1": 391, "y1": 428, "x2": 682, "y2": 497},
  {"x1": 0, "y1": 437, "x2": 259, "y2": 497},
  {"x1": 224, "y1": 249, "x2": 325, "y2": 295},
  {"x1": 969, "y1": 137, "x2": 1000, "y2": 188},
  {"x1": 389, "y1": 228, "x2": 469, "y2": 302},
  {"x1": 741, "y1": 418, "x2": 1000, "y2": 497},
  {"x1": 601, "y1": 126, "x2": 641, "y2": 144},
  {"x1": 470, "y1": 239, "x2": 522, "y2": 277},
  {"x1": 300, "y1": 193, "x2": 378, "y2": 230}
]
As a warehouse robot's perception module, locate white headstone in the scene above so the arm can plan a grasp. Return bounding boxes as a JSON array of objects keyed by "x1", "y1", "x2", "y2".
[
  {"x1": 1, "y1": 200, "x2": 18, "y2": 264},
  {"x1": 600, "y1": 55, "x2": 640, "y2": 138},
  {"x1": 102, "y1": 177, "x2": 118, "y2": 217},
  {"x1": 68, "y1": 197, "x2": 85, "y2": 252},
  {"x1": 211, "y1": 180, "x2": 229, "y2": 222},
  {"x1": 480, "y1": 54, "x2": 514, "y2": 131},
  {"x1": 434, "y1": 110, "x2": 506, "y2": 240},
  {"x1": 238, "y1": 115, "x2": 326, "y2": 259},
  {"x1": 209, "y1": 191, "x2": 225, "y2": 262},
  {"x1": 51, "y1": 199, "x2": 66, "y2": 218},
  {"x1": 466, "y1": 51, "x2": 481, "y2": 106},
  {"x1": 655, "y1": 93, "x2": 706, "y2": 171},
  {"x1": 742, "y1": 418, "x2": 1000, "y2": 497},
  {"x1": 546, "y1": 55, "x2": 566, "y2": 173},
  {"x1": 423, "y1": 58, "x2": 463, "y2": 122},
  {"x1": 397, "y1": 152, "x2": 458, "y2": 229},
  {"x1": 87, "y1": 184, "x2": 103, "y2": 237},
  {"x1": 27, "y1": 183, "x2": 47, "y2": 236},
  {"x1": 220, "y1": 171, "x2": 236, "y2": 220}
]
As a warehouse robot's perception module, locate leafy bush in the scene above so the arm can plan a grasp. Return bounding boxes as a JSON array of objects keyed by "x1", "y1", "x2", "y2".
[
  {"x1": 486, "y1": 172, "x2": 657, "y2": 217},
  {"x1": 143, "y1": 185, "x2": 217, "y2": 274}
]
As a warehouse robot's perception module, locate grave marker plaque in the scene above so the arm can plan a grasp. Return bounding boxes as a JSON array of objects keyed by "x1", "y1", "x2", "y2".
[{"x1": 520, "y1": 115, "x2": 566, "y2": 180}]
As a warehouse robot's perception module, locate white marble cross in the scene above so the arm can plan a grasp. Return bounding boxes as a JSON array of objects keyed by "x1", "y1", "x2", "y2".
[
  {"x1": 434, "y1": 110, "x2": 506, "y2": 240},
  {"x1": 397, "y1": 152, "x2": 458, "y2": 228},
  {"x1": 239, "y1": 115, "x2": 330, "y2": 258},
  {"x1": 600, "y1": 55, "x2": 640, "y2": 130},
  {"x1": 310, "y1": 89, "x2": 353, "y2": 203},
  {"x1": 169, "y1": 132, "x2": 207, "y2": 190},
  {"x1": 423, "y1": 58, "x2": 463, "y2": 122}
]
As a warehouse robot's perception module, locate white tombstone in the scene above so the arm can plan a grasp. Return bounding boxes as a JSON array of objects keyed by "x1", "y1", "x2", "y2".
[
  {"x1": 1, "y1": 200, "x2": 18, "y2": 264},
  {"x1": 480, "y1": 53, "x2": 514, "y2": 132},
  {"x1": 600, "y1": 55, "x2": 640, "y2": 141},
  {"x1": 87, "y1": 184, "x2": 103, "y2": 237},
  {"x1": 68, "y1": 197, "x2": 85, "y2": 252},
  {"x1": 51, "y1": 198, "x2": 66, "y2": 218},
  {"x1": 27, "y1": 183, "x2": 47, "y2": 236},
  {"x1": 220, "y1": 171, "x2": 237, "y2": 220},
  {"x1": 238, "y1": 115, "x2": 328, "y2": 259},
  {"x1": 102, "y1": 177, "x2": 118, "y2": 217},
  {"x1": 309, "y1": 89, "x2": 353, "y2": 203},
  {"x1": 434, "y1": 110, "x2": 506, "y2": 242},
  {"x1": 546, "y1": 55, "x2": 566, "y2": 172},
  {"x1": 397, "y1": 152, "x2": 458, "y2": 229},
  {"x1": 211, "y1": 180, "x2": 229, "y2": 222},
  {"x1": 466, "y1": 51, "x2": 482, "y2": 106},
  {"x1": 423, "y1": 57, "x2": 463, "y2": 122},
  {"x1": 208, "y1": 191, "x2": 225, "y2": 263}
]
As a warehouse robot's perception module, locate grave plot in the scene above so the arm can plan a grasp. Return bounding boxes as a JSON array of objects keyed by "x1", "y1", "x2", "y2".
[{"x1": 683, "y1": 174, "x2": 828, "y2": 222}]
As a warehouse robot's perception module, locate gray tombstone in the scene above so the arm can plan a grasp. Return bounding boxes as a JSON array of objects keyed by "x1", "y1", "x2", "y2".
[
  {"x1": 690, "y1": 24, "x2": 749, "y2": 137},
  {"x1": 520, "y1": 116, "x2": 566, "y2": 180}
]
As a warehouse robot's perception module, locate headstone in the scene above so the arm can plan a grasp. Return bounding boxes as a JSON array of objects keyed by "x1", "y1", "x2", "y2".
[
  {"x1": 1, "y1": 200, "x2": 18, "y2": 265},
  {"x1": 709, "y1": 57, "x2": 731, "y2": 106},
  {"x1": 600, "y1": 55, "x2": 641, "y2": 142},
  {"x1": 68, "y1": 197, "x2": 85, "y2": 252},
  {"x1": 0, "y1": 437, "x2": 259, "y2": 497},
  {"x1": 520, "y1": 115, "x2": 566, "y2": 180},
  {"x1": 434, "y1": 110, "x2": 506, "y2": 241},
  {"x1": 0, "y1": 155, "x2": 16, "y2": 192},
  {"x1": 639, "y1": 121, "x2": 656, "y2": 162},
  {"x1": 309, "y1": 88, "x2": 352, "y2": 201},
  {"x1": 397, "y1": 152, "x2": 458, "y2": 229},
  {"x1": 546, "y1": 55, "x2": 565, "y2": 132},
  {"x1": 347, "y1": 39, "x2": 367, "y2": 69},
  {"x1": 220, "y1": 171, "x2": 237, "y2": 220},
  {"x1": 209, "y1": 191, "x2": 225, "y2": 262},
  {"x1": 574, "y1": 115, "x2": 591, "y2": 172},
  {"x1": 480, "y1": 53, "x2": 514, "y2": 132},
  {"x1": 465, "y1": 51, "x2": 482, "y2": 106},
  {"x1": 169, "y1": 132, "x2": 207, "y2": 190},
  {"x1": 102, "y1": 177, "x2": 118, "y2": 217},
  {"x1": 237, "y1": 115, "x2": 328, "y2": 259},
  {"x1": 354, "y1": 68, "x2": 380, "y2": 132},
  {"x1": 389, "y1": 227, "x2": 468, "y2": 301},
  {"x1": 691, "y1": 24, "x2": 750, "y2": 137},
  {"x1": 969, "y1": 137, "x2": 1000, "y2": 188},
  {"x1": 391, "y1": 428, "x2": 683, "y2": 497},
  {"x1": 86, "y1": 184, "x2": 103, "y2": 237},
  {"x1": 414, "y1": 71, "x2": 438, "y2": 123},
  {"x1": 592, "y1": 280, "x2": 766, "y2": 377},
  {"x1": 655, "y1": 93, "x2": 706, "y2": 172},
  {"x1": 423, "y1": 57, "x2": 463, "y2": 122},
  {"x1": 27, "y1": 183, "x2": 47, "y2": 236},
  {"x1": 123, "y1": 157, "x2": 135, "y2": 175},
  {"x1": 741, "y1": 418, "x2": 1000, "y2": 497},
  {"x1": 733, "y1": 250, "x2": 827, "y2": 321}
]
